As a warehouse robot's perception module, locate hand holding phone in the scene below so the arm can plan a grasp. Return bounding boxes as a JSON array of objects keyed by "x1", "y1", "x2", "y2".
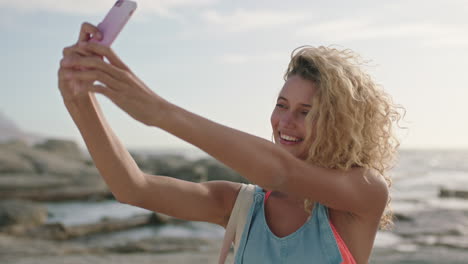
[{"x1": 90, "y1": 0, "x2": 137, "y2": 46}]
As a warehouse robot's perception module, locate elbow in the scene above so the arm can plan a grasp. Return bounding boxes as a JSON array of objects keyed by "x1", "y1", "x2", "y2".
[
  {"x1": 111, "y1": 173, "x2": 146, "y2": 207},
  {"x1": 112, "y1": 190, "x2": 140, "y2": 206},
  {"x1": 113, "y1": 193, "x2": 137, "y2": 206}
]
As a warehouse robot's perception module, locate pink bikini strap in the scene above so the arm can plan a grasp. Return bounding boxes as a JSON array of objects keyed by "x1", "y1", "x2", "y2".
[
  {"x1": 264, "y1": 190, "x2": 273, "y2": 205},
  {"x1": 329, "y1": 222, "x2": 357, "y2": 264}
]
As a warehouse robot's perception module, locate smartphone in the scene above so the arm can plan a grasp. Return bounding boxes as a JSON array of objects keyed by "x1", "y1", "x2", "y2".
[{"x1": 90, "y1": 0, "x2": 137, "y2": 46}]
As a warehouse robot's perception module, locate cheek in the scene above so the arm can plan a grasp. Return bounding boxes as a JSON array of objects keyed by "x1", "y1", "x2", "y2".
[
  {"x1": 299, "y1": 118, "x2": 307, "y2": 132},
  {"x1": 270, "y1": 111, "x2": 279, "y2": 129},
  {"x1": 270, "y1": 112, "x2": 280, "y2": 143}
]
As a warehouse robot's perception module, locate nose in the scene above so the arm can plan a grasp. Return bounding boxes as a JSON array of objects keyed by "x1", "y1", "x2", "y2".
[{"x1": 279, "y1": 111, "x2": 296, "y2": 128}]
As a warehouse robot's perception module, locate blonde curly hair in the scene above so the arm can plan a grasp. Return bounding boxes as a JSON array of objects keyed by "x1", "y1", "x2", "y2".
[{"x1": 283, "y1": 45, "x2": 405, "y2": 230}]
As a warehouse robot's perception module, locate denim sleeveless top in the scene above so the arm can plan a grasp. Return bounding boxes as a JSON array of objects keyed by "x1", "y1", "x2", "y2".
[{"x1": 234, "y1": 186, "x2": 343, "y2": 264}]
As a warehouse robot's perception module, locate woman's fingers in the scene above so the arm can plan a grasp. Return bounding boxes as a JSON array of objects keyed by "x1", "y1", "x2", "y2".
[
  {"x1": 57, "y1": 68, "x2": 85, "y2": 99},
  {"x1": 78, "y1": 22, "x2": 102, "y2": 42},
  {"x1": 60, "y1": 55, "x2": 125, "y2": 82},
  {"x1": 88, "y1": 84, "x2": 117, "y2": 98},
  {"x1": 78, "y1": 41, "x2": 130, "y2": 71},
  {"x1": 59, "y1": 68, "x2": 118, "y2": 100},
  {"x1": 60, "y1": 52, "x2": 93, "y2": 72},
  {"x1": 63, "y1": 45, "x2": 94, "y2": 58},
  {"x1": 64, "y1": 68, "x2": 121, "y2": 92}
]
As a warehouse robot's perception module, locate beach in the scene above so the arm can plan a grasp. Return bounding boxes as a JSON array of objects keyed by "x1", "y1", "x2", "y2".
[
  {"x1": 0, "y1": 233, "x2": 233, "y2": 264},
  {"x1": 1, "y1": 140, "x2": 468, "y2": 263}
]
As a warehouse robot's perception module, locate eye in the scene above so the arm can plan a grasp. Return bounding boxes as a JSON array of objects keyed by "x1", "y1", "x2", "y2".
[
  {"x1": 301, "y1": 111, "x2": 309, "y2": 115},
  {"x1": 276, "y1": 103, "x2": 286, "y2": 108}
]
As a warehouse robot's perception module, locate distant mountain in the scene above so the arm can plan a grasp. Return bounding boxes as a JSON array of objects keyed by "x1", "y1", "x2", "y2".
[
  {"x1": 0, "y1": 111, "x2": 46, "y2": 145},
  {"x1": 0, "y1": 111, "x2": 214, "y2": 161}
]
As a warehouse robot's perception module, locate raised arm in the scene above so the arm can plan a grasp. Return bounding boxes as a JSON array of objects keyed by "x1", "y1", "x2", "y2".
[
  {"x1": 157, "y1": 103, "x2": 388, "y2": 217},
  {"x1": 62, "y1": 91, "x2": 240, "y2": 226},
  {"x1": 57, "y1": 23, "x2": 241, "y2": 227}
]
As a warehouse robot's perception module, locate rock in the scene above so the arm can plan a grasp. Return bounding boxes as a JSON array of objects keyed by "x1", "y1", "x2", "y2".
[
  {"x1": 107, "y1": 236, "x2": 214, "y2": 254},
  {"x1": 0, "y1": 173, "x2": 72, "y2": 191},
  {"x1": 141, "y1": 155, "x2": 248, "y2": 183},
  {"x1": 0, "y1": 140, "x2": 93, "y2": 176},
  {"x1": 0, "y1": 233, "x2": 94, "y2": 258},
  {"x1": 0, "y1": 170, "x2": 109, "y2": 201},
  {"x1": 0, "y1": 139, "x2": 110, "y2": 201},
  {"x1": 0, "y1": 148, "x2": 36, "y2": 174},
  {"x1": 145, "y1": 155, "x2": 193, "y2": 176},
  {"x1": 439, "y1": 187, "x2": 468, "y2": 199},
  {"x1": 436, "y1": 235, "x2": 468, "y2": 249},
  {"x1": 65, "y1": 214, "x2": 158, "y2": 238},
  {"x1": 34, "y1": 139, "x2": 84, "y2": 161},
  {"x1": 27, "y1": 213, "x2": 169, "y2": 240},
  {"x1": 394, "y1": 209, "x2": 468, "y2": 237},
  {"x1": 0, "y1": 138, "x2": 246, "y2": 202},
  {"x1": 0, "y1": 184, "x2": 111, "y2": 201},
  {"x1": 394, "y1": 212, "x2": 412, "y2": 222},
  {"x1": 0, "y1": 200, "x2": 47, "y2": 232},
  {"x1": 0, "y1": 139, "x2": 29, "y2": 148},
  {"x1": 26, "y1": 223, "x2": 69, "y2": 240},
  {"x1": 0, "y1": 233, "x2": 225, "y2": 263},
  {"x1": 194, "y1": 158, "x2": 247, "y2": 183},
  {"x1": 370, "y1": 245, "x2": 468, "y2": 264}
]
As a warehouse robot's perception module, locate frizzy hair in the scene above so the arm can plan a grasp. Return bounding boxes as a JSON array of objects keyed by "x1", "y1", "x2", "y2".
[{"x1": 284, "y1": 45, "x2": 405, "y2": 229}]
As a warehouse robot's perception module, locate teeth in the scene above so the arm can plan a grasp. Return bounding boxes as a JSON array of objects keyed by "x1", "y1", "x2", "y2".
[{"x1": 280, "y1": 133, "x2": 302, "y2": 142}]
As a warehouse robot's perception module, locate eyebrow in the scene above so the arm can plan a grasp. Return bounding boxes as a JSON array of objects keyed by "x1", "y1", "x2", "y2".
[{"x1": 277, "y1": 96, "x2": 312, "y2": 107}]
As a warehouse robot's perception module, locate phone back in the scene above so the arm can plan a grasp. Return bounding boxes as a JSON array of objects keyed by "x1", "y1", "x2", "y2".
[{"x1": 93, "y1": 0, "x2": 137, "y2": 46}]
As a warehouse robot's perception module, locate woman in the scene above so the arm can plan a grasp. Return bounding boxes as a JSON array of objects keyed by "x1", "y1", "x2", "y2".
[{"x1": 58, "y1": 23, "x2": 403, "y2": 263}]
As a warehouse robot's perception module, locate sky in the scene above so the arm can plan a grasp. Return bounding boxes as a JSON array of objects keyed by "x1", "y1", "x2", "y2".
[{"x1": 1, "y1": 0, "x2": 467, "y2": 152}]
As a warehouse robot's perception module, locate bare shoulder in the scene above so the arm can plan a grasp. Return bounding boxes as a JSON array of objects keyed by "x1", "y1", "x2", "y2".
[{"x1": 355, "y1": 167, "x2": 389, "y2": 216}]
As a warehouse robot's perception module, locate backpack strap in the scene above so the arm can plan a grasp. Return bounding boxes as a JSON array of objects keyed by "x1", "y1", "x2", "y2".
[{"x1": 218, "y1": 183, "x2": 256, "y2": 264}]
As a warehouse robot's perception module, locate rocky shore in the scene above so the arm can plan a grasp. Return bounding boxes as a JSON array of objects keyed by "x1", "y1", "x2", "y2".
[
  {"x1": 0, "y1": 233, "x2": 232, "y2": 264},
  {"x1": 0, "y1": 139, "x2": 242, "y2": 263},
  {"x1": 1, "y1": 139, "x2": 468, "y2": 263}
]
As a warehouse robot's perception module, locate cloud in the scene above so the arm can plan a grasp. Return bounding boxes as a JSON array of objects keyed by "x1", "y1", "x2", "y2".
[
  {"x1": 296, "y1": 19, "x2": 468, "y2": 47},
  {"x1": 201, "y1": 9, "x2": 309, "y2": 32},
  {"x1": 216, "y1": 51, "x2": 285, "y2": 64},
  {"x1": 429, "y1": 35, "x2": 468, "y2": 47},
  {"x1": 0, "y1": 0, "x2": 217, "y2": 17}
]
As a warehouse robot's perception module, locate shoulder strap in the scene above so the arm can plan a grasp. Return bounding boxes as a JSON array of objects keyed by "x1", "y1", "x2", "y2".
[{"x1": 218, "y1": 183, "x2": 256, "y2": 264}]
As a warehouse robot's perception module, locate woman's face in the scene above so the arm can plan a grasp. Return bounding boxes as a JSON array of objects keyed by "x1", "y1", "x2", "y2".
[{"x1": 270, "y1": 75, "x2": 317, "y2": 159}]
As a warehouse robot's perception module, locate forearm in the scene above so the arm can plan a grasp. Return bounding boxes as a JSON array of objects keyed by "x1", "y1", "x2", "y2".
[
  {"x1": 158, "y1": 103, "x2": 288, "y2": 190},
  {"x1": 64, "y1": 93, "x2": 144, "y2": 203}
]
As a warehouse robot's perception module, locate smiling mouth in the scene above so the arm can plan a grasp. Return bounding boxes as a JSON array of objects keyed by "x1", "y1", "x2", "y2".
[{"x1": 279, "y1": 132, "x2": 303, "y2": 143}]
